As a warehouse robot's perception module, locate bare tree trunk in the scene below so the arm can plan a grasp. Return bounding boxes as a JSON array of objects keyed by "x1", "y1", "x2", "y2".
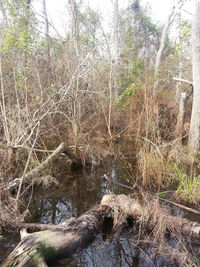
[
  {"x1": 67, "y1": 0, "x2": 82, "y2": 147},
  {"x1": 42, "y1": 0, "x2": 50, "y2": 58},
  {"x1": 175, "y1": 91, "x2": 187, "y2": 141},
  {"x1": 175, "y1": 14, "x2": 183, "y2": 103},
  {"x1": 153, "y1": 2, "x2": 175, "y2": 97},
  {"x1": 188, "y1": 0, "x2": 200, "y2": 154},
  {"x1": 2, "y1": 205, "x2": 110, "y2": 267},
  {"x1": 3, "y1": 143, "x2": 82, "y2": 191},
  {"x1": 111, "y1": 0, "x2": 119, "y2": 100},
  {"x1": 0, "y1": 0, "x2": 6, "y2": 20},
  {"x1": 3, "y1": 194, "x2": 200, "y2": 266},
  {"x1": 68, "y1": 0, "x2": 80, "y2": 56},
  {"x1": 153, "y1": 0, "x2": 186, "y2": 97}
]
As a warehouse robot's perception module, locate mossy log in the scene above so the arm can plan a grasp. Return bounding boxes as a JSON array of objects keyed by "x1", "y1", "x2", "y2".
[
  {"x1": 3, "y1": 194, "x2": 200, "y2": 266},
  {"x1": 2, "y1": 205, "x2": 111, "y2": 267}
]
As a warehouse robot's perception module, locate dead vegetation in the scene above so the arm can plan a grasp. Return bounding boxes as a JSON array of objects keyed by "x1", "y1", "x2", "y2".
[
  {"x1": 2, "y1": 194, "x2": 200, "y2": 266},
  {"x1": 0, "y1": 0, "x2": 200, "y2": 265}
]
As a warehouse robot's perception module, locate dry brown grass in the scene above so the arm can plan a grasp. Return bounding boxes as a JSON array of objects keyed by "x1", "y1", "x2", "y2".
[
  {"x1": 137, "y1": 196, "x2": 199, "y2": 266},
  {"x1": 137, "y1": 141, "x2": 175, "y2": 188}
]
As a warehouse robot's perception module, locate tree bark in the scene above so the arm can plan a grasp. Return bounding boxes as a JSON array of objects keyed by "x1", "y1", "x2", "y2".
[
  {"x1": 3, "y1": 194, "x2": 200, "y2": 266},
  {"x1": 188, "y1": 0, "x2": 200, "y2": 154},
  {"x1": 3, "y1": 143, "x2": 82, "y2": 191},
  {"x1": 153, "y1": 2, "x2": 175, "y2": 97},
  {"x1": 111, "y1": 0, "x2": 119, "y2": 100},
  {"x1": 153, "y1": 0, "x2": 186, "y2": 97},
  {"x1": 68, "y1": 0, "x2": 80, "y2": 56},
  {"x1": 42, "y1": 0, "x2": 50, "y2": 59},
  {"x1": 175, "y1": 91, "x2": 187, "y2": 141},
  {"x1": 22, "y1": 142, "x2": 81, "y2": 181},
  {"x1": 2, "y1": 205, "x2": 111, "y2": 267}
]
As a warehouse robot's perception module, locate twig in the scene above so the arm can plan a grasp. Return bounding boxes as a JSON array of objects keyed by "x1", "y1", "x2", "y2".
[
  {"x1": 159, "y1": 197, "x2": 200, "y2": 216},
  {"x1": 173, "y1": 77, "x2": 193, "y2": 85},
  {"x1": 16, "y1": 123, "x2": 40, "y2": 202}
]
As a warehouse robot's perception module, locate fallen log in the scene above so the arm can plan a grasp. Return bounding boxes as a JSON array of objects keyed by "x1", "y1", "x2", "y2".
[
  {"x1": 0, "y1": 217, "x2": 76, "y2": 232},
  {"x1": 21, "y1": 142, "x2": 82, "y2": 182},
  {"x1": 2, "y1": 194, "x2": 200, "y2": 266},
  {"x1": 101, "y1": 194, "x2": 200, "y2": 241},
  {"x1": 2, "y1": 205, "x2": 111, "y2": 267},
  {"x1": 2, "y1": 143, "x2": 81, "y2": 191}
]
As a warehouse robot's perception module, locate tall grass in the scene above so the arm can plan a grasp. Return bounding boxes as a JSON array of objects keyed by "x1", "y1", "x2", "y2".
[{"x1": 174, "y1": 164, "x2": 200, "y2": 204}]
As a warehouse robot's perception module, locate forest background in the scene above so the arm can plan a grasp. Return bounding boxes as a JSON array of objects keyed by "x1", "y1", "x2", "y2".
[{"x1": 0, "y1": 0, "x2": 200, "y2": 214}]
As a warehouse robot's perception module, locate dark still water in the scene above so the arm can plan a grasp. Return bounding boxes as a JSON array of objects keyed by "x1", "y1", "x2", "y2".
[{"x1": 0, "y1": 156, "x2": 199, "y2": 266}]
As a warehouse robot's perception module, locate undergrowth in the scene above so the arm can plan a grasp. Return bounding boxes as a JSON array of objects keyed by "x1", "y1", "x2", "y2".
[{"x1": 174, "y1": 164, "x2": 200, "y2": 204}]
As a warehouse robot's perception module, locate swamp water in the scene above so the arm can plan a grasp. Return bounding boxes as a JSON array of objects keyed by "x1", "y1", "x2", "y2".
[{"x1": 0, "y1": 157, "x2": 200, "y2": 266}]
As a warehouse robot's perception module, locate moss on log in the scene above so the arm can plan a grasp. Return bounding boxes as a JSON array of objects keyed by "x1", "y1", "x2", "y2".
[
  {"x1": 2, "y1": 205, "x2": 110, "y2": 267},
  {"x1": 3, "y1": 194, "x2": 200, "y2": 266}
]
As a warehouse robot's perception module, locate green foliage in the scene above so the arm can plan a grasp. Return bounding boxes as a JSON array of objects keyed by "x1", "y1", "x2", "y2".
[
  {"x1": 116, "y1": 82, "x2": 138, "y2": 107},
  {"x1": 79, "y1": 7, "x2": 100, "y2": 50},
  {"x1": 120, "y1": 4, "x2": 160, "y2": 59},
  {"x1": 2, "y1": 0, "x2": 36, "y2": 54},
  {"x1": 120, "y1": 57, "x2": 144, "y2": 89},
  {"x1": 177, "y1": 19, "x2": 191, "y2": 43},
  {"x1": 130, "y1": 0, "x2": 140, "y2": 10},
  {"x1": 134, "y1": 7, "x2": 160, "y2": 39},
  {"x1": 175, "y1": 18, "x2": 191, "y2": 57},
  {"x1": 3, "y1": 27, "x2": 34, "y2": 53},
  {"x1": 173, "y1": 164, "x2": 200, "y2": 204},
  {"x1": 69, "y1": 3, "x2": 100, "y2": 51},
  {"x1": 117, "y1": 56, "x2": 144, "y2": 107},
  {"x1": 80, "y1": 34, "x2": 95, "y2": 49}
]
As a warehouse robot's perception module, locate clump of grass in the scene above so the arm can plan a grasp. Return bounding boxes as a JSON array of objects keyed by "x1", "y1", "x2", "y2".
[
  {"x1": 137, "y1": 141, "x2": 175, "y2": 188},
  {"x1": 174, "y1": 164, "x2": 200, "y2": 204}
]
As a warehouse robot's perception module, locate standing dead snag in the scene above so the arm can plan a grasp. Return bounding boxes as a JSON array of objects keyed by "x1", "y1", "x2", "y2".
[{"x1": 3, "y1": 194, "x2": 200, "y2": 266}]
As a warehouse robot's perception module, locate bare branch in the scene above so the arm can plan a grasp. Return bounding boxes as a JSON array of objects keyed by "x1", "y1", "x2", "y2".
[{"x1": 173, "y1": 77, "x2": 193, "y2": 85}]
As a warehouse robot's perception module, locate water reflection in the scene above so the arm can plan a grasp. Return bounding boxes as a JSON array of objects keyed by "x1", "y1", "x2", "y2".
[
  {"x1": 0, "y1": 157, "x2": 133, "y2": 263},
  {"x1": 0, "y1": 231, "x2": 19, "y2": 263},
  {"x1": 0, "y1": 157, "x2": 198, "y2": 266}
]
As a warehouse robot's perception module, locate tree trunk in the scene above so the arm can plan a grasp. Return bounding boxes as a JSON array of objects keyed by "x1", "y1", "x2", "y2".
[
  {"x1": 42, "y1": 0, "x2": 50, "y2": 59},
  {"x1": 175, "y1": 91, "x2": 187, "y2": 141},
  {"x1": 153, "y1": 2, "x2": 175, "y2": 97},
  {"x1": 2, "y1": 205, "x2": 110, "y2": 267},
  {"x1": 188, "y1": 0, "x2": 200, "y2": 154},
  {"x1": 68, "y1": 0, "x2": 80, "y2": 56},
  {"x1": 111, "y1": 0, "x2": 119, "y2": 100},
  {"x1": 3, "y1": 194, "x2": 200, "y2": 266},
  {"x1": 3, "y1": 143, "x2": 82, "y2": 191},
  {"x1": 153, "y1": 0, "x2": 186, "y2": 97}
]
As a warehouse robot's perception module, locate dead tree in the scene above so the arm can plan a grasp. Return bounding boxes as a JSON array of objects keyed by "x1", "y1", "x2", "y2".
[
  {"x1": 153, "y1": 0, "x2": 186, "y2": 97},
  {"x1": 111, "y1": 0, "x2": 119, "y2": 100},
  {"x1": 2, "y1": 194, "x2": 200, "y2": 266},
  {"x1": 2, "y1": 143, "x2": 82, "y2": 191}
]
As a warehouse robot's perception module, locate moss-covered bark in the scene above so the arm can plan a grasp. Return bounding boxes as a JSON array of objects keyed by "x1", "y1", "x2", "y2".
[
  {"x1": 3, "y1": 194, "x2": 200, "y2": 266},
  {"x1": 2, "y1": 205, "x2": 110, "y2": 267}
]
